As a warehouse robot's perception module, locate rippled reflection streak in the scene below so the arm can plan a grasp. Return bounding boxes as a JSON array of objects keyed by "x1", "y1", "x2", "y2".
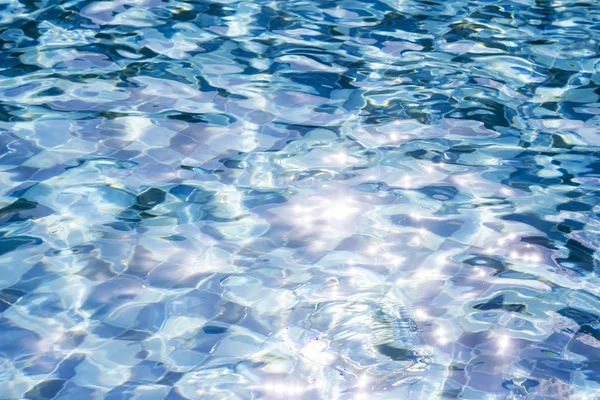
[{"x1": 1, "y1": 0, "x2": 600, "y2": 399}]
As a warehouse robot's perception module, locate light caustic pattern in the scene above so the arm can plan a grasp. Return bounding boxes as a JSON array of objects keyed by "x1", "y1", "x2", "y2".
[{"x1": 1, "y1": 0, "x2": 600, "y2": 399}]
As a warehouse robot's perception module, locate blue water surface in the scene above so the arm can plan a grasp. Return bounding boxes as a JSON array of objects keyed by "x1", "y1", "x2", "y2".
[{"x1": 1, "y1": 0, "x2": 600, "y2": 399}]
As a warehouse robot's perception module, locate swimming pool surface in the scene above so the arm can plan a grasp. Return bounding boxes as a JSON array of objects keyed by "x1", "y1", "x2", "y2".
[{"x1": 1, "y1": 0, "x2": 600, "y2": 399}]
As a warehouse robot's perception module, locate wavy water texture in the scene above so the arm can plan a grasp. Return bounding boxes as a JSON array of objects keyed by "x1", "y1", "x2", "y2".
[{"x1": 1, "y1": 0, "x2": 600, "y2": 399}]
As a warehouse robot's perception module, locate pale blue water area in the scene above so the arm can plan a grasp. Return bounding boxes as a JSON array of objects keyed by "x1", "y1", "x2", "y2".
[{"x1": 1, "y1": 0, "x2": 600, "y2": 399}]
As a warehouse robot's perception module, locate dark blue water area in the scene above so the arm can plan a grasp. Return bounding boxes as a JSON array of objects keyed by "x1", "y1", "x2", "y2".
[{"x1": 1, "y1": 0, "x2": 600, "y2": 399}]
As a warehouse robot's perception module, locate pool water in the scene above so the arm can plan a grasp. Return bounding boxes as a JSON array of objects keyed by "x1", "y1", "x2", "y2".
[{"x1": 1, "y1": 0, "x2": 600, "y2": 399}]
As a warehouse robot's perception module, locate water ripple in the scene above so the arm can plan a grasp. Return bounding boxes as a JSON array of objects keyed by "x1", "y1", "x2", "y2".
[{"x1": 1, "y1": 0, "x2": 600, "y2": 399}]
